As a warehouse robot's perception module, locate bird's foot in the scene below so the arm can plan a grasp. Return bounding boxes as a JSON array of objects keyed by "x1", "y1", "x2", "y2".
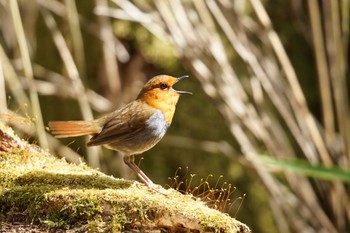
[{"x1": 136, "y1": 181, "x2": 169, "y2": 195}]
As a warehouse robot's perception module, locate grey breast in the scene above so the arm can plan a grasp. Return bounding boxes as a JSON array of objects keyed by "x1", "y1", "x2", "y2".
[
  {"x1": 131, "y1": 109, "x2": 169, "y2": 153},
  {"x1": 144, "y1": 110, "x2": 169, "y2": 141}
]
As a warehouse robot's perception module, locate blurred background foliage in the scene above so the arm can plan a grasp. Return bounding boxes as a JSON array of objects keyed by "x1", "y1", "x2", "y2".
[{"x1": 0, "y1": 0, "x2": 349, "y2": 232}]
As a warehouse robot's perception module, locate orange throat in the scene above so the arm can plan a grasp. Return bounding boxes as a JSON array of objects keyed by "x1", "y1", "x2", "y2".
[{"x1": 139, "y1": 91, "x2": 179, "y2": 125}]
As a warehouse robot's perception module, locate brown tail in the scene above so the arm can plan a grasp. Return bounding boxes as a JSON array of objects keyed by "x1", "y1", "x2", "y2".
[{"x1": 48, "y1": 120, "x2": 101, "y2": 138}]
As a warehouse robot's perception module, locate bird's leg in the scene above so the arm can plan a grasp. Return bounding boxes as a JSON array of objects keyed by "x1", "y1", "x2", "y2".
[
  {"x1": 123, "y1": 155, "x2": 169, "y2": 195},
  {"x1": 123, "y1": 155, "x2": 154, "y2": 186}
]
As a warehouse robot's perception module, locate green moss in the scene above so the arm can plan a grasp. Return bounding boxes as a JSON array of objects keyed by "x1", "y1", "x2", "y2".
[
  {"x1": 110, "y1": 207, "x2": 130, "y2": 232},
  {"x1": 0, "y1": 123, "x2": 249, "y2": 232}
]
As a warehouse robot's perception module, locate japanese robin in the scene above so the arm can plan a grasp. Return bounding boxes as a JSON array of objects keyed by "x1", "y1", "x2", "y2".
[{"x1": 49, "y1": 75, "x2": 191, "y2": 187}]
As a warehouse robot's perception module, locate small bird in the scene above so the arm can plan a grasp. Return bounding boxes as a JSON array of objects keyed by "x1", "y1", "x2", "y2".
[{"x1": 49, "y1": 75, "x2": 191, "y2": 187}]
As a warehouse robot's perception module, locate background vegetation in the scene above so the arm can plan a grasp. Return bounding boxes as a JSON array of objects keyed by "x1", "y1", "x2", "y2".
[{"x1": 0, "y1": 0, "x2": 349, "y2": 232}]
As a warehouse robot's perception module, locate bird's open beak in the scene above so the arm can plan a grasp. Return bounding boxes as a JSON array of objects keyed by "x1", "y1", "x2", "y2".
[{"x1": 173, "y1": 75, "x2": 192, "y2": 95}]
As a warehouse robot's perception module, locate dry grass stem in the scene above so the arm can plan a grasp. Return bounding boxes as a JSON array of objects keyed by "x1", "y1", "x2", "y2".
[
  {"x1": 41, "y1": 7, "x2": 100, "y2": 168},
  {"x1": 0, "y1": 59, "x2": 6, "y2": 113},
  {"x1": 95, "y1": 0, "x2": 121, "y2": 97},
  {"x1": 9, "y1": 0, "x2": 48, "y2": 148},
  {"x1": 64, "y1": 0, "x2": 86, "y2": 79}
]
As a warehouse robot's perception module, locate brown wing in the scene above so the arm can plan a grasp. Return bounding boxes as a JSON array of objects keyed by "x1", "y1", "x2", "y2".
[{"x1": 87, "y1": 100, "x2": 155, "y2": 146}]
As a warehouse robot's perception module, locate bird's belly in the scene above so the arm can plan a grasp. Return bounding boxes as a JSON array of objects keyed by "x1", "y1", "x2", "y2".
[{"x1": 107, "y1": 110, "x2": 169, "y2": 154}]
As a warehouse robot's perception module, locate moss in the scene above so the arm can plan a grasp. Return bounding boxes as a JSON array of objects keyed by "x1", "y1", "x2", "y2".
[
  {"x1": 110, "y1": 207, "x2": 130, "y2": 232},
  {"x1": 0, "y1": 123, "x2": 250, "y2": 232}
]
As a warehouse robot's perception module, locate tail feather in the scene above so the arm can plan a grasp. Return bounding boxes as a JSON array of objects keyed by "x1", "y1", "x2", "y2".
[{"x1": 49, "y1": 120, "x2": 101, "y2": 138}]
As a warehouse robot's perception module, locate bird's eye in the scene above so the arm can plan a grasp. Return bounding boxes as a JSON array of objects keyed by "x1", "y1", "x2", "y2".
[{"x1": 160, "y1": 83, "x2": 168, "y2": 90}]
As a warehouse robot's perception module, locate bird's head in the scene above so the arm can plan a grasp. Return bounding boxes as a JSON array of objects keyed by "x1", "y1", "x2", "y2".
[{"x1": 137, "y1": 75, "x2": 192, "y2": 123}]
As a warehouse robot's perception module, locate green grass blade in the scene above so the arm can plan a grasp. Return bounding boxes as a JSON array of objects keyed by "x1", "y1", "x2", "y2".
[{"x1": 261, "y1": 156, "x2": 350, "y2": 183}]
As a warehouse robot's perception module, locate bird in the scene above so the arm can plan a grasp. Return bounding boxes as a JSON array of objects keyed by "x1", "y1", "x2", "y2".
[{"x1": 49, "y1": 75, "x2": 191, "y2": 187}]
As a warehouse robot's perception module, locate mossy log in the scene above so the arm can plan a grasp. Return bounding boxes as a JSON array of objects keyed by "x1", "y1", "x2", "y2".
[{"x1": 0, "y1": 122, "x2": 250, "y2": 232}]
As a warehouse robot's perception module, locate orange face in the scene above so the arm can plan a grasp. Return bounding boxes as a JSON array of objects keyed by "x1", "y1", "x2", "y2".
[{"x1": 137, "y1": 75, "x2": 191, "y2": 124}]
